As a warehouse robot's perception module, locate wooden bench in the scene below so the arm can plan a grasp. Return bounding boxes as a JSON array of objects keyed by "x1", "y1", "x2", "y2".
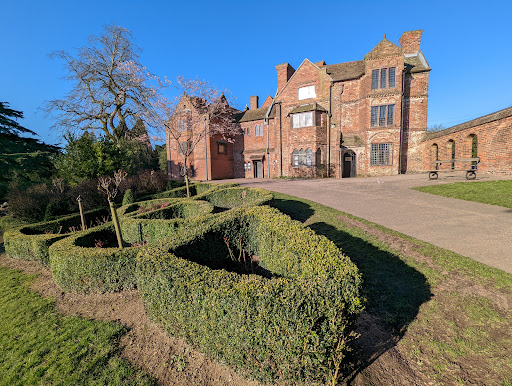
[{"x1": 427, "y1": 157, "x2": 480, "y2": 180}]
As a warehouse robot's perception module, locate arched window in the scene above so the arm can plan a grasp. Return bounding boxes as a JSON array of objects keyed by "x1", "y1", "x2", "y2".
[
  {"x1": 246, "y1": 127, "x2": 250, "y2": 136},
  {"x1": 244, "y1": 162, "x2": 247, "y2": 171},
  {"x1": 299, "y1": 149, "x2": 306, "y2": 165},
  {"x1": 306, "y1": 148, "x2": 313, "y2": 166},
  {"x1": 247, "y1": 162, "x2": 251, "y2": 171},
  {"x1": 292, "y1": 149, "x2": 299, "y2": 166}
]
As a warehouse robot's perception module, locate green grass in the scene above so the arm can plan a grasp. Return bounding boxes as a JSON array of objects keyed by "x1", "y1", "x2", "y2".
[
  {"x1": 413, "y1": 180, "x2": 512, "y2": 209},
  {"x1": 270, "y1": 192, "x2": 512, "y2": 384},
  {"x1": 0, "y1": 266, "x2": 155, "y2": 385}
]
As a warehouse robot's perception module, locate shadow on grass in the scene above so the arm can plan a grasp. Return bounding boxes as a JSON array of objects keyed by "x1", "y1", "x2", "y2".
[
  {"x1": 270, "y1": 198, "x2": 315, "y2": 222},
  {"x1": 271, "y1": 199, "x2": 432, "y2": 382}
]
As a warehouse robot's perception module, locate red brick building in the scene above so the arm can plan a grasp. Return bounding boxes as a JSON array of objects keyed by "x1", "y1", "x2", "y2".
[
  {"x1": 235, "y1": 30, "x2": 430, "y2": 178},
  {"x1": 168, "y1": 30, "x2": 432, "y2": 180},
  {"x1": 166, "y1": 94, "x2": 237, "y2": 180},
  {"x1": 422, "y1": 106, "x2": 512, "y2": 174}
]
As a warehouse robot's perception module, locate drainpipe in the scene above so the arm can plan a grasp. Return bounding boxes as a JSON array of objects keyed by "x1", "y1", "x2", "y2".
[
  {"x1": 327, "y1": 81, "x2": 333, "y2": 177},
  {"x1": 265, "y1": 91, "x2": 279, "y2": 178},
  {"x1": 204, "y1": 117, "x2": 208, "y2": 181},
  {"x1": 399, "y1": 69, "x2": 406, "y2": 174},
  {"x1": 339, "y1": 85, "x2": 344, "y2": 178}
]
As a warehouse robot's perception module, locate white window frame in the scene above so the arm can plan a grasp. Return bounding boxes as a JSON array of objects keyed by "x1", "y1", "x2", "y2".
[
  {"x1": 298, "y1": 85, "x2": 316, "y2": 100},
  {"x1": 292, "y1": 111, "x2": 314, "y2": 128}
]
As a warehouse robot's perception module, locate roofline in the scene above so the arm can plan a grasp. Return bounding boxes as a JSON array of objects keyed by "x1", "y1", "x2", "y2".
[
  {"x1": 425, "y1": 105, "x2": 512, "y2": 141},
  {"x1": 276, "y1": 58, "x2": 320, "y2": 97}
]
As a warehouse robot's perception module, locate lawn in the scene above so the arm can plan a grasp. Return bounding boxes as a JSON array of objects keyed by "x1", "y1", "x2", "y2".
[
  {"x1": 413, "y1": 179, "x2": 512, "y2": 208},
  {"x1": 0, "y1": 265, "x2": 154, "y2": 385},
  {"x1": 270, "y1": 192, "x2": 512, "y2": 384}
]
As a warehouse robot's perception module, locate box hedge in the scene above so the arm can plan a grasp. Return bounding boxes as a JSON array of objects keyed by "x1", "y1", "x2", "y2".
[
  {"x1": 136, "y1": 206, "x2": 363, "y2": 384},
  {"x1": 4, "y1": 207, "x2": 110, "y2": 266},
  {"x1": 48, "y1": 223, "x2": 141, "y2": 294},
  {"x1": 148, "y1": 182, "x2": 239, "y2": 200},
  {"x1": 194, "y1": 186, "x2": 273, "y2": 209}
]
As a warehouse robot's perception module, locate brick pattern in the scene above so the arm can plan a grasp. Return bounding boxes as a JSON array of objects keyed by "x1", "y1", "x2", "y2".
[
  {"x1": 168, "y1": 31, "x2": 432, "y2": 180},
  {"x1": 422, "y1": 115, "x2": 512, "y2": 174}
]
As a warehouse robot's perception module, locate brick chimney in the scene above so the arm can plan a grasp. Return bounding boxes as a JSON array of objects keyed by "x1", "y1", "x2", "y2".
[
  {"x1": 275, "y1": 63, "x2": 295, "y2": 94},
  {"x1": 399, "y1": 30, "x2": 423, "y2": 54},
  {"x1": 250, "y1": 95, "x2": 259, "y2": 110}
]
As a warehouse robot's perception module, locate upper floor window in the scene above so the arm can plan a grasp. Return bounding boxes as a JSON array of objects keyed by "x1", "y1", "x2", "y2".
[
  {"x1": 371, "y1": 67, "x2": 396, "y2": 90},
  {"x1": 177, "y1": 119, "x2": 187, "y2": 132},
  {"x1": 298, "y1": 85, "x2": 316, "y2": 100},
  {"x1": 292, "y1": 111, "x2": 314, "y2": 128},
  {"x1": 217, "y1": 141, "x2": 227, "y2": 155},
  {"x1": 371, "y1": 104, "x2": 395, "y2": 127},
  {"x1": 245, "y1": 127, "x2": 250, "y2": 136},
  {"x1": 255, "y1": 124, "x2": 263, "y2": 136}
]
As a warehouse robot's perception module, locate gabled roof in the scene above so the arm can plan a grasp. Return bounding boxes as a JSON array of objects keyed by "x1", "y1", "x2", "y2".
[
  {"x1": 236, "y1": 105, "x2": 276, "y2": 123},
  {"x1": 425, "y1": 105, "x2": 512, "y2": 141},
  {"x1": 365, "y1": 35, "x2": 403, "y2": 60},
  {"x1": 287, "y1": 103, "x2": 328, "y2": 116},
  {"x1": 325, "y1": 60, "x2": 365, "y2": 81}
]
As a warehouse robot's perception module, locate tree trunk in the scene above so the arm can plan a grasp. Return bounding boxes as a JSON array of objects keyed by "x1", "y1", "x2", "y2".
[
  {"x1": 109, "y1": 201, "x2": 123, "y2": 249},
  {"x1": 77, "y1": 196, "x2": 86, "y2": 231},
  {"x1": 185, "y1": 172, "x2": 190, "y2": 198}
]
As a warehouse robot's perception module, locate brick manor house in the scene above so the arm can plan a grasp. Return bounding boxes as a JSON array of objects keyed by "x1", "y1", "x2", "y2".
[{"x1": 167, "y1": 30, "x2": 431, "y2": 179}]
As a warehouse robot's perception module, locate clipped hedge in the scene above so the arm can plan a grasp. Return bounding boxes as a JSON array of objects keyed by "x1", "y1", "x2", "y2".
[
  {"x1": 4, "y1": 208, "x2": 110, "y2": 266},
  {"x1": 136, "y1": 206, "x2": 363, "y2": 384},
  {"x1": 48, "y1": 224, "x2": 140, "y2": 294},
  {"x1": 194, "y1": 186, "x2": 273, "y2": 209},
  {"x1": 148, "y1": 182, "x2": 239, "y2": 200}
]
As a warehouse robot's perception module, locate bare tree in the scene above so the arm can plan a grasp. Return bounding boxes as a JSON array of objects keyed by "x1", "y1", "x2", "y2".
[
  {"x1": 148, "y1": 77, "x2": 241, "y2": 197},
  {"x1": 47, "y1": 25, "x2": 166, "y2": 142},
  {"x1": 98, "y1": 169, "x2": 127, "y2": 249}
]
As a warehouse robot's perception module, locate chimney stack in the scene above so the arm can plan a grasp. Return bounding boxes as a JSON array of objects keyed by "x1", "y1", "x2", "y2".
[
  {"x1": 275, "y1": 63, "x2": 295, "y2": 94},
  {"x1": 250, "y1": 95, "x2": 259, "y2": 110},
  {"x1": 399, "y1": 30, "x2": 423, "y2": 54}
]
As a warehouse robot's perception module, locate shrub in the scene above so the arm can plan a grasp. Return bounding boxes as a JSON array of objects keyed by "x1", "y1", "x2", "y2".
[
  {"x1": 49, "y1": 224, "x2": 140, "y2": 294},
  {"x1": 4, "y1": 207, "x2": 110, "y2": 266},
  {"x1": 7, "y1": 184, "x2": 55, "y2": 222},
  {"x1": 136, "y1": 206, "x2": 363, "y2": 384},
  {"x1": 195, "y1": 186, "x2": 273, "y2": 209},
  {"x1": 166, "y1": 180, "x2": 185, "y2": 190},
  {"x1": 122, "y1": 189, "x2": 135, "y2": 206},
  {"x1": 123, "y1": 170, "x2": 168, "y2": 197},
  {"x1": 148, "y1": 182, "x2": 239, "y2": 200}
]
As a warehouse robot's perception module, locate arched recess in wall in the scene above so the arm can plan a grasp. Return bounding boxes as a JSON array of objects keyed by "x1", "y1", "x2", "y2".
[
  {"x1": 466, "y1": 134, "x2": 478, "y2": 168},
  {"x1": 431, "y1": 143, "x2": 439, "y2": 169},
  {"x1": 316, "y1": 148, "x2": 322, "y2": 166},
  {"x1": 447, "y1": 139, "x2": 455, "y2": 169}
]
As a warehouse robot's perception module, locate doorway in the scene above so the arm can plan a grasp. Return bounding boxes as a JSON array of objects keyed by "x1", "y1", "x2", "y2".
[
  {"x1": 253, "y1": 160, "x2": 263, "y2": 178},
  {"x1": 342, "y1": 150, "x2": 356, "y2": 178}
]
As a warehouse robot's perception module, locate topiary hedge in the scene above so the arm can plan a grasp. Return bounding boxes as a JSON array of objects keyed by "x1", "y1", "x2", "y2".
[
  {"x1": 148, "y1": 182, "x2": 239, "y2": 200},
  {"x1": 194, "y1": 186, "x2": 273, "y2": 209},
  {"x1": 4, "y1": 208, "x2": 110, "y2": 266},
  {"x1": 136, "y1": 206, "x2": 363, "y2": 384},
  {"x1": 48, "y1": 224, "x2": 141, "y2": 294}
]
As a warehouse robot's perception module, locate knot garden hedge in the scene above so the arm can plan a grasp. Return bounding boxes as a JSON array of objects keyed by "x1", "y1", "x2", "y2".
[{"x1": 3, "y1": 182, "x2": 363, "y2": 384}]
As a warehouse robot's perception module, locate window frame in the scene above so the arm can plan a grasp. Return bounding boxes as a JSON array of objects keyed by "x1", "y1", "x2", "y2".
[
  {"x1": 217, "y1": 141, "x2": 228, "y2": 155},
  {"x1": 371, "y1": 143, "x2": 392, "y2": 166},
  {"x1": 292, "y1": 111, "x2": 314, "y2": 128},
  {"x1": 298, "y1": 85, "x2": 316, "y2": 100},
  {"x1": 370, "y1": 104, "x2": 395, "y2": 127},
  {"x1": 371, "y1": 67, "x2": 396, "y2": 90}
]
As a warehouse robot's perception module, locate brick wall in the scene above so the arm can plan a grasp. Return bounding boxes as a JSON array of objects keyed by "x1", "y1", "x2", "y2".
[{"x1": 422, "y1": 113, "x2": 512, "y2": 174}]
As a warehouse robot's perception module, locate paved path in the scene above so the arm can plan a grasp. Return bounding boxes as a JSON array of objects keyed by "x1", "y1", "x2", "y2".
[{"x1": 220, "y1": 173, "x2": 512, "y2": 274}]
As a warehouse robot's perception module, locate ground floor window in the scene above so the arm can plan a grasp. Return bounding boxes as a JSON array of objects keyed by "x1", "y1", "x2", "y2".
[
  {"x1": 371, "y1": 143, "x2": 392, "y2": 166},
  {"x1": 292, "y1": 148, "x2": 314, "y2": 166}
]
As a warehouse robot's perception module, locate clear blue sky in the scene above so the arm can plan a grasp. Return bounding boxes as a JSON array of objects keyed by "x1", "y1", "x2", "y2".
[{"x1": 2, "y1": 0, "x2": 511, "y2": 147}]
